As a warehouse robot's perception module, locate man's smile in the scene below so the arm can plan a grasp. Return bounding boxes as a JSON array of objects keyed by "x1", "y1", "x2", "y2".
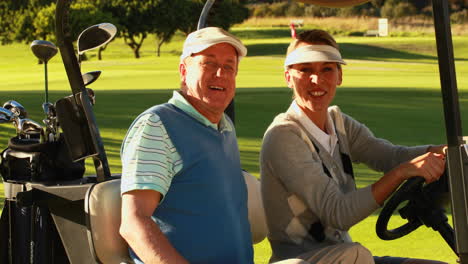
[{"x1": 208, "y1": 85, "x2": 226, "y2": 91}]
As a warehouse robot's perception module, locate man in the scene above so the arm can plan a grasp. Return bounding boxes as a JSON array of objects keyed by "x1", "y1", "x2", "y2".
[{"x1": 119, "y1": 27, "x2": 252, "y2": 264}]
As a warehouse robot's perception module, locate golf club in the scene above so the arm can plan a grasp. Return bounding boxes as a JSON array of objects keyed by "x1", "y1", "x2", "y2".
[
  {"x1": 19, "y1": 118, "x2": 44, "y2": 141},
  {"x1": 42, "y1": 102, "x2": 54, "y2": 117},
  {"x1": 30, "y1": 40, "x2": 58, "y2": 103},
  {"x1": 0, "y1": 107, "x2": 14, "y2": 123},
  {"x1": 82, "y1": 71, "x2": 101, "y2": 86},
  {"x1": 77, "y1": 23, "x2": 117, "y2": 65},
  {"x1": 86, "y1": 88, "x2": 96, "y2": 105},
  {"x1": 42, "y1": 102, "x2": 59, "y2": 142},
  {"x1": 3, "y1": 100, "x2": 27, "y2": 119}
]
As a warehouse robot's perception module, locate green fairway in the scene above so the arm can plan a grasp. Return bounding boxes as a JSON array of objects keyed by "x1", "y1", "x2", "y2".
[{"x1": 1, "y1": 31, "x2": 467, "y2": 263}]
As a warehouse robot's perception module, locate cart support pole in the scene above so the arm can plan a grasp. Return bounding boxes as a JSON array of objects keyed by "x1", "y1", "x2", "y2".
[{"x1": 432, "y1": 0, "x2": 468, "y2": 262}]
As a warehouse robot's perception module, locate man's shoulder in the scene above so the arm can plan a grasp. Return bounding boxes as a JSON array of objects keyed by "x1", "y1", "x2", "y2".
[
  {"x1": 131, "y1": 110, "x2": 161, "y2": 129},
  {"x1": 132, "y1": 103, "x2": 179, "y2": 126},
  {"x1": 126, "y1": 105, "x2": 171, "y2": 138},
  {"x1": 141, "y1": 103, "x2": 173, "y2": 116}
]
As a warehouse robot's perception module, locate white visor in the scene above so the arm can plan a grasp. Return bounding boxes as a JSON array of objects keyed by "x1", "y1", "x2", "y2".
[{"x1": 284, "y1": 45, "x2": 346, "y2": 68}]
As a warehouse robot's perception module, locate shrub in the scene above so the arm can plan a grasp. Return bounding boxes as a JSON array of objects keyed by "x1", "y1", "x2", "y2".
[
  {"x1": 304, "y1": 5, "x2": 338, "y2": 17},
  {"x1": 337, "y1": 3, "x2": 379, "y2": 17},
  {"x1": 269, "y1": 2, "x2": 288, "y2": 17},
  {"x1": 451, "y1": 9, "x2": 468, "y2": 24},
  {"x1": 248, "y1": 2, "x2": 289, "y2": 17},
  {"x1": 250, "y1": 4, "x2": 271, "y2": 18},
  {"x1": 285, "y1": 2, "x2": 305, "y2": 17},
  {"x1": 394, "y1": 2, "x2": 417, "y2": 18},
  {"x1": 381, "y1": 1, "x2": 417, "y2": 18}
]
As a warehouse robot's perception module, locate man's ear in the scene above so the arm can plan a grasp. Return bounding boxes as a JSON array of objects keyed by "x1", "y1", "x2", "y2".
[
  {"x1": 179, "y1": 63, "x2": 187, "y2": 83},
  {"x1": 285, "y1": 70, "x2": 294, "y2": 89}
]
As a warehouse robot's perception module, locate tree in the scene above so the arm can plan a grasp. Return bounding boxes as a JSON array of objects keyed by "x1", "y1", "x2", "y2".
[
  {"x1": 337, "y1": 2, "x2": 378, "y2": 17},
  {"x1": 29, "y1": 1, "x2": 116, "y2": 60},
  {"x1": 152, "y1": 0, "x2": 185, "y2": 57},
  {"x1": 0, "y1": 0, "x2": 115, "y2": 51},
  {"x1": 206, "y1": 0, "x2": 250, "y2": 30},
  {"x1": 0, "y1": 0, "x2": 57, "y2": 44},
  {"x1": 33, "y1": 4, "x2": 57, "y2": 41},
  {"x1": 178, "y1": 0, "x2": 249, "y2": 35},
  {"x1": 152, "y1": 0, "x2": 249, "y2": 56},
  {"x1": 370, "y1": 0, "x2": 385, "y2": 8},
  {"x1": 0, "y1": 1, "x2": 17, "y2": 44},
  {"x1": 92, "y1": 0, "x2": 159, "y2": 59},
  {"x1": 381, "y1": 0, "x2": 417, "y2": 18},
  {"x1": 177, "y1": 0, "x2": 205, "y2": 36},
  {"x1": 450, "y1": 0, "x2": 468, "y2": 10}
]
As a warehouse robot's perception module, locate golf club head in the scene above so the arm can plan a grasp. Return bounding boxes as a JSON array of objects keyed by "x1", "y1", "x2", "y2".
[
  {"x1": 42, "y1": 102, "x2": 56, "y2": 117},
  {"x1": 43, "y1": 117, "x2": 58, "y2": 142},
  {"x1": 77, "y1": 23, "x2": 117, "y2": 55},
  {"x1": 20, "y1": 118, "x2": 43, "y2": 133},
  {"x1": 42, "y1": 102, "x2": 58, "y2": 142},
  {"x1": 0, "y1": 107, "x2": 14, "y2": 123},
  {"x1": 86, "y1": 88, "x2": 95, "y2": 105},
  {"x1": 19, "y1": 118, "x2": 44, "y2": 141},
  {"x1": 82, "y1": 71, "x2": 101, "y2": 86},
  {"x1": 3, "y1": 100, "x2": 27, "y2": 118},
  {"x1": 30, "y1": 40, "x2": 58, "y2": 63}
]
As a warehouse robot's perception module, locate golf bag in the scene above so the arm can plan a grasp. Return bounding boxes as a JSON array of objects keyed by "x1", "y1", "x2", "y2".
[
  {"x1": 0, "y1": 135, "x2": 84, "y2": 183},
  {"x1": 0, "y1": 135, "x2": 85, "y2": 263}
]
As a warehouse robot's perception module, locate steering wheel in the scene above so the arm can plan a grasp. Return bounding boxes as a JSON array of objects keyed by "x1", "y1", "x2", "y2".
[
  {"x1": 376, "y1": 177, "x2": 425, "y2": 240},
  {"x1": 376, "y1": 173, "x2": 457, "y2": 254}
]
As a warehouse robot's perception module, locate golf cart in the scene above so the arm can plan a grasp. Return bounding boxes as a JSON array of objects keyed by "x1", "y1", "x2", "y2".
[{"x1": 0, "y1": 0, "x2": 465, "y2": 263}]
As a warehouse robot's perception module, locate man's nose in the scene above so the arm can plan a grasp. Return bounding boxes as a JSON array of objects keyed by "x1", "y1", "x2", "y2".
[
  {"x1": 216, "y1": 67, "x2": 223, "y2": 76},
  {"x1": 215, "y1": 66, "x2": 228, "y2": 77}
]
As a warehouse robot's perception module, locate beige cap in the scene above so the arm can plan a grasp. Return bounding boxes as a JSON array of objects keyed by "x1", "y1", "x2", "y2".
[
  {"x1": 180, "y1": 27, "x2": 247, "y2": 62},
  {"x1": 284, "y1": 45, "x2": 346, "y2": 68}
]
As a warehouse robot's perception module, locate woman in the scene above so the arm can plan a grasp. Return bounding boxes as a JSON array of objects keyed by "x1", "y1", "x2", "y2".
[{"x1": 260, "y1": 29, "x2": 447, "y2": 264}]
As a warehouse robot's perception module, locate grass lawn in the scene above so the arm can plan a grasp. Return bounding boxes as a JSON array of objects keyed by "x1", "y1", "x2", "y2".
[{"x1": 1, "y1": 29, "x2": 467, "y2": 263}]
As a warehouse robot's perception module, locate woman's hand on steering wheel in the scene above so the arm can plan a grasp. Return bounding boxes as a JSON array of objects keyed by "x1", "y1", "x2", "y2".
[{"x1": 396, "y1": 152, "x2": 446, "y2": 184}]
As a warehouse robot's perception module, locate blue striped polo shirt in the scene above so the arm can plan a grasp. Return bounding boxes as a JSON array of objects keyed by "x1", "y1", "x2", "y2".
[{"x1": 120, "y1": 91, "x2": 233, "y2": 197}]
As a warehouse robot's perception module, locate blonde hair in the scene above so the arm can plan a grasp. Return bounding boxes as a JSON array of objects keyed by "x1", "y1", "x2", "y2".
[{"x1": 286, "y1": 29, "x2": 339, "y2": 55}]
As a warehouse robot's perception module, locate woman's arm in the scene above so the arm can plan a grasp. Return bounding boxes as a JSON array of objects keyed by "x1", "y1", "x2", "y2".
[
  {"x1": 343, "y1": 113, "x2": 430, "y2": 173},
  {"x1": 261, "y1": 125, "x2": 378, "y2": 230},
  {"x1": 341, "y1": 113, "x2": 446, "y2": 204}
]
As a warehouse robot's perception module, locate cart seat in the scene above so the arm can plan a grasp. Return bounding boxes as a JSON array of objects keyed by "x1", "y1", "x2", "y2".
[
  {"x1": 85, "y1": 178, "x2": 134, "y2": 264},
  {"x1": 84, "y1": 171, "x2": 268, "y2": 263}
]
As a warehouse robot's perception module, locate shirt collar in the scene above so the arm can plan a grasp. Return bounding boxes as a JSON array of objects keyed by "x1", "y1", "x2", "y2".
[
  {"x1": 168, "y1": 91, "x2": 233, "y2": 132},
  {"x1": 290, "y1": 101, "x2": 337, "y2": 154}
]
